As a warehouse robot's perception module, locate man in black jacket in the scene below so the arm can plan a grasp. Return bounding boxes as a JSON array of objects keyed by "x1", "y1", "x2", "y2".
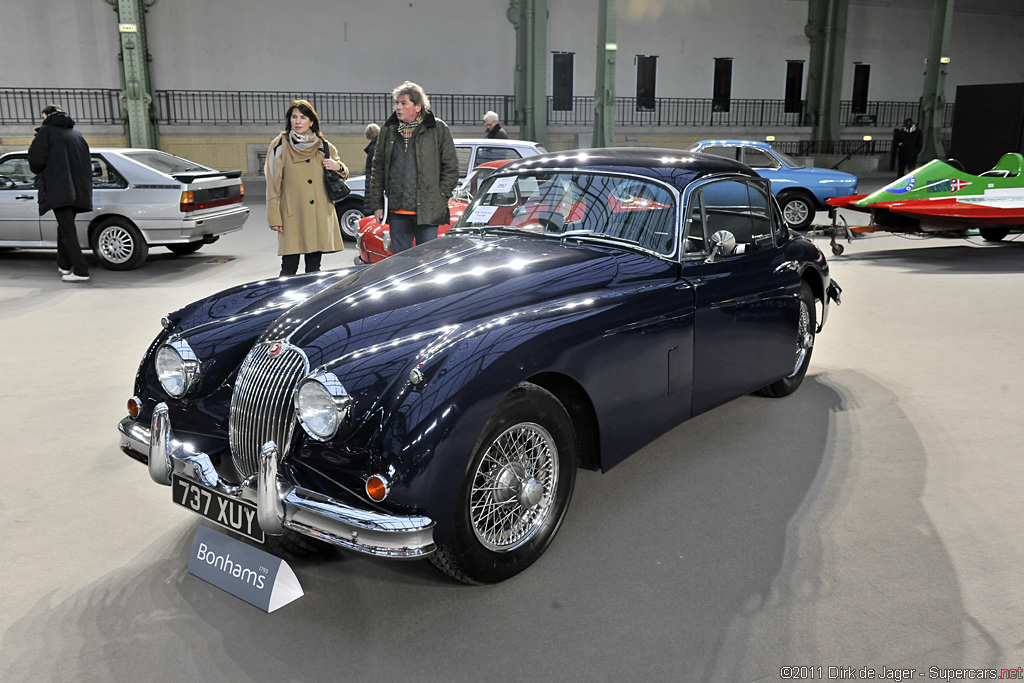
[
  {"x1": 894, "y1": 118, "x2": 923, "y2": 178},
  {"x1": 483, "y1": 111, "x2": 508, "y2": 139},
  {"x1": 28, "y1": 104, "x2": 93, "y2": 282}
]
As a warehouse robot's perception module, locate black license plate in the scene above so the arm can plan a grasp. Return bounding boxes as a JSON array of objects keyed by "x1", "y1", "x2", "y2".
[{"x1": 172, "y1": 474, "x2": 265, "y2": 543}]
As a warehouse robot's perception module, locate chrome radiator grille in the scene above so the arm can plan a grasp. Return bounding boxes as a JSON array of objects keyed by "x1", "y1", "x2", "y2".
[{"x1": 229, "y1": 341, "x2": 309, "y2": 477}]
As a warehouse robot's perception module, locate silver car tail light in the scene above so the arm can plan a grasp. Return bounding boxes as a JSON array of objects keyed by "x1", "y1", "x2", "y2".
[{"x1": 229, "y1": 341, "x2": 309, "y2": 477}]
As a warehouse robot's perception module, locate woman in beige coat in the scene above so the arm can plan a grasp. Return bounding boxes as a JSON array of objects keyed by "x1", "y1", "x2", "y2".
[{"x1": 265, "y1": 99, "x2": 347, "y2": 275}]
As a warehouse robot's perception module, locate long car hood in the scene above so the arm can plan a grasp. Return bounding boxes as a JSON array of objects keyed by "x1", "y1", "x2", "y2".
[{"x1": 267, "y1": 234, "x2": 652, "y2": 366}]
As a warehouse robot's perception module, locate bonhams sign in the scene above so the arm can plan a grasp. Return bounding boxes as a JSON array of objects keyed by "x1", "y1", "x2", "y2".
[{"x1": 187, "y1": 524, "x2": 303, "y2": 612}]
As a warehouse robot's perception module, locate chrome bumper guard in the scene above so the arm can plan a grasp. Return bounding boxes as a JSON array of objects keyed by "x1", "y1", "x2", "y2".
[{"x1": 118, "y1": 403, "x2": 436, "y2": 559}]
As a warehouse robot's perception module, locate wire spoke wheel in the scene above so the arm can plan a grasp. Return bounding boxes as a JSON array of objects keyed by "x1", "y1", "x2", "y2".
[
  {"x1": 791, "y1": 292, "x2": 813, "y2": 377},
  {"x1": 470, "y1": 422, "x2": 558, "y2": 551},
  {"x1": 429, "y1": 383, "x2": 577, "y2": 584}
]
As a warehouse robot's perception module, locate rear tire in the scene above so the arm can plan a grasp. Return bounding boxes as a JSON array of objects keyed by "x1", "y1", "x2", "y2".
[
  {"x1": 980, "y1": 228, "x2": 1009, "y2": 242},
  {"x1": 757, "y1": 281, "x2": 816, "y2": 398},
  {"x1": 430, "y1": 383, "x2": 577, "y2": 584},
  {"x1": 90, "y1": 217, "x2": 148, "y2": 270},
  {"x1": 779, "y1": 192, "x2": 816, "y2": 230}
]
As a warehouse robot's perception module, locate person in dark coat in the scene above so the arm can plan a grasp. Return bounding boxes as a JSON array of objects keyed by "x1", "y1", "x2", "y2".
[
  {"x1": 894, "y1": 118, "x2": 923, "y2": 177},
  {"x1": 28, "y1": 104, "x2": 93, "y2": 282},
  {"x1": 362, "y1": 122, "x2": 380, "y2": 214},
  {"x1": 483, "y1": 111, "x2": 508, "y2": 139}
]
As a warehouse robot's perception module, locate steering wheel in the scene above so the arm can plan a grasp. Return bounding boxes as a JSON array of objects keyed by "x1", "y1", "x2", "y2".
[{"x1": 0, "y1": 175, "x2": 15, "y2": 189}]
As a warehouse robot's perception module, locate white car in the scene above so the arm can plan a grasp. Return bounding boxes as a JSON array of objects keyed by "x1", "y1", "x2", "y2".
[
  {"x1": 0, "y1": 148, "x2": 249, "y2": 270},
  {"x1": 336, "y1": 138, "x2": 548, "y2": 239}
]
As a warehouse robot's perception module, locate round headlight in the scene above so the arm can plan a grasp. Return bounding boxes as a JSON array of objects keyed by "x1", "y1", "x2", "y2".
[
  {"x1": 156, "y1": 345, "x2": 188, "y2": 398},
  {"x1": 294, "y1": 371, "x2": 351, "y2": 441},
  {"x1": 155, "y1": 339, "x2": 201, "y2": 399}
]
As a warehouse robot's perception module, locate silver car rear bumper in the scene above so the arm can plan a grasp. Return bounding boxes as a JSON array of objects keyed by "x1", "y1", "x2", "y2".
[{"x1": 118, "y1": 403, "x2": 435, "y2": 559}]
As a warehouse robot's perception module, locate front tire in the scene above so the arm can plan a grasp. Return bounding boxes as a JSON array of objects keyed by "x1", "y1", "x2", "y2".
[
  {"x1": 336, "y1": 200, "x2": 365, "y2": 241},
  {"x1": 779, "y1": 192, "x2": 816, "y2": 230},
  {"x1": 90, "y1": 217, "x2": 149, "y2": 270},
  {"x1": 430, "y1": 383, "x2": 577, "y2": 584},
  {"x1": 757, "y1": 281, "x2": 816, "y2": 398}
]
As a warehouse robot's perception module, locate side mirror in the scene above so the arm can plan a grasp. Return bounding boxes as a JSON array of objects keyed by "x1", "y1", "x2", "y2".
[{"x1": 705, "y1": 230, "x2": 737, "y2": 263}]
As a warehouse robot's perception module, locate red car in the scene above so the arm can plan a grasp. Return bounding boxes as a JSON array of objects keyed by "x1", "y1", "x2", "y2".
[{"x1": 356, "y1": 160, "x2": 513, "y2": 264}]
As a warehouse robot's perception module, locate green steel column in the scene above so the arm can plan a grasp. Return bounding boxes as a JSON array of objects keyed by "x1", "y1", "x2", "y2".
[
  {"x1": 592, "y1": 0, "x2": 616, "y2": 148},
  {"x1": 920, "y1": 0, "x2": 954, "y2": 162},
  {"x1": 113, "y1": 0, "x2": 157, "y2": 148},
  {"x1": 824, "y1": 0, "x2": 849, "y2": 143},
  {"x1": 509, "y1": 0, "x2": 527, "y2": 134},
  {"x1": 805, "y1": 0, "x2": 827, "y2": 131},
  {"x1": 807, "y1": 0, "x2": 848, "y2": 145},
  {"x1": 529, "y1": 0, "x2": 548, "y2": 147}
]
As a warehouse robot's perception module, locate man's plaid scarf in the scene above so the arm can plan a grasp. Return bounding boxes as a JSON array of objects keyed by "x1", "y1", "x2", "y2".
[{"x1": 397, "y1": 115, "x2": 423, "y2": 150}]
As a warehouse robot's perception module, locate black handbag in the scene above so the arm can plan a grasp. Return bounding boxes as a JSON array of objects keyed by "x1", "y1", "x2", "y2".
[{"x1": 321, "y1": 141, "x2": 350, "y2": 203}]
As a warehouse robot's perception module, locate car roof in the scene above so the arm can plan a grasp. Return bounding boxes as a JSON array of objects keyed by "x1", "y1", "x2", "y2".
[
  {"x1": 454, "y1": 138, "x2": 542, "y2": 147},
  {"x1": 694, "y1": 139, "x2": 774, "y2": 149},
  {"x1": 501, "y1": 147, "x2": 757, "y2": 192}
]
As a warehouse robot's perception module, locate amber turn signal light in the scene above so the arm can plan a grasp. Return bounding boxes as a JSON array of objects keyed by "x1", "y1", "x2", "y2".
[
  {"x1": 127, "y1": 397, "x2": 142, "y2": 419},
  {"x1": 366, "y1": 474, "x2": 389, "y2": 502}
]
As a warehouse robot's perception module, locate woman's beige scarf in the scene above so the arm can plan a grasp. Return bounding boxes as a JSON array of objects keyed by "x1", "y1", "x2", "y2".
[{"x1": 265, "y1": 130, "x2": 323, "y2": 203}]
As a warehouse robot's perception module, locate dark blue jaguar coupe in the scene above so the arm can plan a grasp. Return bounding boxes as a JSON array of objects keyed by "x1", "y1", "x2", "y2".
[{"x1": 118, "y1": 148, "x2": 841, "y2": 584}]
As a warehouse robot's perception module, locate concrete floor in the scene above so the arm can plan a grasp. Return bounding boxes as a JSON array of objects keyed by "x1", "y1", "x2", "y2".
[{"x1": 2, "y1": 192, "x2": 1023, "y2": 682}]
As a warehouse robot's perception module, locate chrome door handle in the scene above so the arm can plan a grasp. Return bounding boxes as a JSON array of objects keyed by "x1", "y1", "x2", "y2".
[
  {"x1": 774, "y1": 260, "x2": 799, "y2": 273},
  {"x1": 15, "y1": 194, "x2": 34, "y2": 200}
]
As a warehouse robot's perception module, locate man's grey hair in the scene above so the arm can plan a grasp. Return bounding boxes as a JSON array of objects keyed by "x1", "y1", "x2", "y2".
[
  {"x1": 393, "y1": 81, "x2": 430, "y2": 112},
  {"x1": 365, "y1": 122, "x2": 380, "y2": 140},
  {"x1": 483, "y1": 111, "x2": 499, "y2": 124}
]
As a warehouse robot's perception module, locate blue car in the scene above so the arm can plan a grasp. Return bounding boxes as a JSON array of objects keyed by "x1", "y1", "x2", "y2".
[
  {"x1": 118, "y1": 148, "x2": 841, "y2": 584},
  {"x1": 688, "y1": 139, "x2": 858, "y2": 229}
]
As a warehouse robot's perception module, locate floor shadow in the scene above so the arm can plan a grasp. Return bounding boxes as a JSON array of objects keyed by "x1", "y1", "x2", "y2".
[
  {"x1": 833, "y1": 237, "x2": 1024, "y2": 275},
  {"x1": 0, "y1": 371, "x2": 978, "y2": 683}
]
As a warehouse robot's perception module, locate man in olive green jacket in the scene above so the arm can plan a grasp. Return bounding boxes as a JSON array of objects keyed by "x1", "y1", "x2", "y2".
[{"x1": 368, "y1": 81, "x2": 459, "y2": 253}]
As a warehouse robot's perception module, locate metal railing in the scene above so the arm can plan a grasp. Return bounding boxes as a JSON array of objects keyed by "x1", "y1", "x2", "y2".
[
  {"x1": 0, "y1": 88, "x2": 123, "y2": 125},
  {"x1": 1, "y1": 87, "x2": 955, "y2": 131},
  {"x1": 549, "y1": 96, "x2": 955, "y2": 129},
  {"x1": 154, "y1": 90, "x2": 517, "y2": 127}
]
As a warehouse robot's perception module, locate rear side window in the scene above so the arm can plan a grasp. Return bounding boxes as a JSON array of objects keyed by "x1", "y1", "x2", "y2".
[
  {"x1": 699, "y1": 146, "x2": 740, "y2": 161},
  {"x1": 122, "y1": 151, "x2": 211, "y2": 175},
  {"x1": 91, "y1": 155, "x2": 128, "y2": 189},
  {"x1": 455, "y1": 147, "x2": 473, "y2": 176},
  {"x1": 475, "y1": 146, "x2": 524, "y2": 166}
]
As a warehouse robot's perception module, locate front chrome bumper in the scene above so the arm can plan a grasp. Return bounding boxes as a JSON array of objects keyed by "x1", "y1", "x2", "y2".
[{"x1": 118, "y1": 403, "x2": 435, "y2": 559}]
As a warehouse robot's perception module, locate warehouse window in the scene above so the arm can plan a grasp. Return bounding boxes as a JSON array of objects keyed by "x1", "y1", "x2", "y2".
[
  {"x1": 784, "y1": 61, "x2": 804, "y2": 114},
  {"x1": 713, "y1": 58, "x2": 732, "y2": 112},
  {"x1": 852, "y1": 63, "x2": 871, "y2": 114},
  {"x1": 636, "y1": 55, "x2": 657, "y2": 111},
  {"x1": 553, "y1": 52, "x2": 574, "y2": 112}
]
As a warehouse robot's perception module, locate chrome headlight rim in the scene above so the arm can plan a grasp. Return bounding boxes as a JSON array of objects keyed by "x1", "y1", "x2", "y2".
[
  {"x1": 155, "y1": 338, "x2": 201, "y2": 399},
  {"x1": 293, "y1": 369, "x2": 352, "y2": 441}
]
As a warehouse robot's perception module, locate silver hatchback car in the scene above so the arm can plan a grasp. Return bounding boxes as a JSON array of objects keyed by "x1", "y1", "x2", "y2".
[{"x1": 0, "y1": 148, "x2": 250, "y2": 270}]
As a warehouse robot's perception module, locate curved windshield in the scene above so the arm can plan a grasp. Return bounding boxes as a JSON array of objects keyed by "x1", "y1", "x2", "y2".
[{"x1": 452, "y1": 171, "x2": 677, "y2": 255}]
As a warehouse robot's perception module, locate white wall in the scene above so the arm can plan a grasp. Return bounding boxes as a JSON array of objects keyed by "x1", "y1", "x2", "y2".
[
  {"x1": 1, "y1": 1, "x2": 121, "y2": 88},
  {"x1": 2, "y1": 0, "x2": 1022, "y2": 103}
]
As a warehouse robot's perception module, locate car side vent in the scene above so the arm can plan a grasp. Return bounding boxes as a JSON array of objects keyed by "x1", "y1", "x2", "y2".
[{"x1": 228, "y1": 341, "x2": 309, "y2": 477}]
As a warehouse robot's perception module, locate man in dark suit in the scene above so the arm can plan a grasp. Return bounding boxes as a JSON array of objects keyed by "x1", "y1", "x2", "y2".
[
  {"x1": 894, "y1": 118, "x2": 923, "y2": 177},
  {"x1": 28, "y1": 104, "x2": 93, "y2": 282}
]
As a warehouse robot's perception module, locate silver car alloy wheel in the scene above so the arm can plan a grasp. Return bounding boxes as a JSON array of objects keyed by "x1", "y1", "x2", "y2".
[
  {"x1": 783, "y1": 198, "x2": 811, "y2": 226},
  {"x1": 97, "y1": 225, "x2": 135, "y2": 264},
  {"x1": 470, "y1": 422, "x2": 559, "y2": 552},
  {"x1": 791, "y1": 294, "x2": 813, "y2": 376},
  {"x1": 340, "y1": 206, "x2": 364, "y2": 238}
]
